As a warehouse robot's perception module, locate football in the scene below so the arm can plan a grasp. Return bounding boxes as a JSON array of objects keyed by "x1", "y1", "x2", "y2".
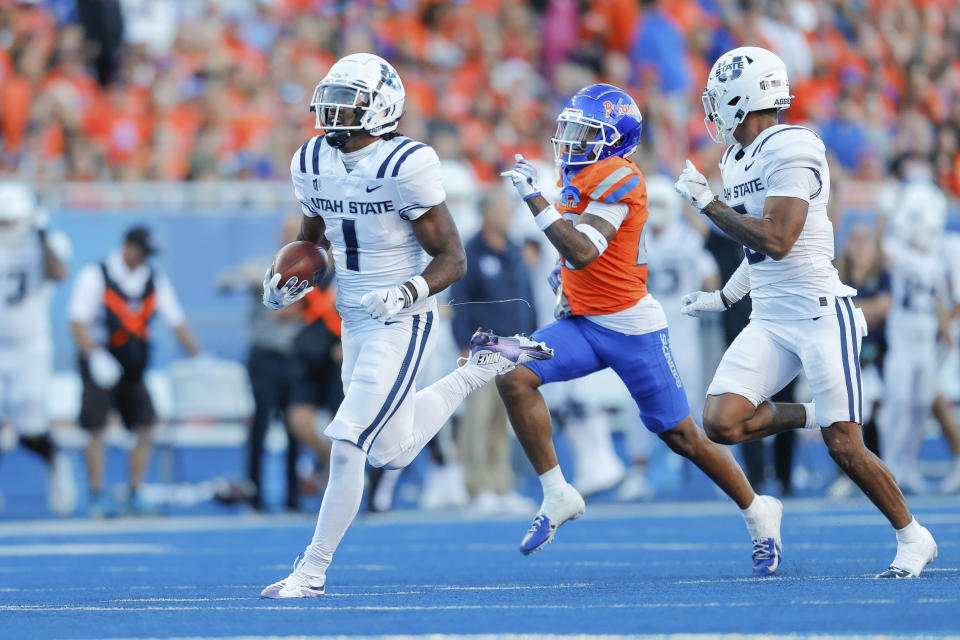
[{"x1": 271, "y1": 241, "x2": 328, "y2": 287}]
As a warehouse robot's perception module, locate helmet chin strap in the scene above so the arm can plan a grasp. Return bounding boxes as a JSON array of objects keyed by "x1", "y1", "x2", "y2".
[
  {"x1": 324, "y1": 105, "x2": 367, "y2": 149},
  {"x1": 325, "y1": 131, "x2": 352, "y2": 148}
]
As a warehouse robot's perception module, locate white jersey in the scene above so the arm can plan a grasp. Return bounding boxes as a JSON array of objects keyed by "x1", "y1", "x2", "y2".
[
  {"x1": 719, "y1": 124, "x2": 851, "y2": 319},
  {"x1": 0, "y1": 230, "x2": 70, "y2": 349},
  {"x1": 645, "y1": 221, "x2": 718, "y2": 330},
  {"x1": 291, "y1": 135, "x2": 446, "y2": 324},
  {"x1": 884, "y1": 236, "x2": 946, "y2": 345}
]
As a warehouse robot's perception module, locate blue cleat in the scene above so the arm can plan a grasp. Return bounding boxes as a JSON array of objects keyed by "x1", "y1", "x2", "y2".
[
  {"x1": 519, "y1": 483, "x2": 585, "y2": 555},
  {"x1": 520, "y1": 514, "x2": 556, "y2": 555},
  {"x1": 469, "y1": 330, "x2": 554, "y2": 375},
  {"x1": 752, "y1": 538, "x2": 783, "y2": 576}
]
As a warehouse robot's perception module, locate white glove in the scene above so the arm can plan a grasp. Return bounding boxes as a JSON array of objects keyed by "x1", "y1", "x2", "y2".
[
  {"x1": 674, "y1": 159, "x2": 716, "y2": 210},
  {"x1": 262, "y1": 268, "x2": 312, "y2": 310},
  {"x1": 88, "y1": 348, "x2": 122, "y2": 389},
  {"x1": 500, "y1": 153, "x2": 541, "y2": 201},
  {"x1": 361, "y1": 285, "x2": 410, "y2": 323},
  {"x1": 680, "y1": 290, "x2": 728, "y2": 318}
]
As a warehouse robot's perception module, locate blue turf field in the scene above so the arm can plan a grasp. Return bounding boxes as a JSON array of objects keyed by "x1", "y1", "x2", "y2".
[{"x1": 0, "y1": 496, "x2": 958, "y2": 639}]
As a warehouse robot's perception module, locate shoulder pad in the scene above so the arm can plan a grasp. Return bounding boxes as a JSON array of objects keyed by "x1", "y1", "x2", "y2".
[
  {"x1": 375, "y1": 137, "x2": 439, "y2": 179},
  {"x1": 291, "y1": 135, "x2": 324, "y2": 175},
  {"x1": 577, "y1": 157, "x2": 643, "y2": 204},
  {"x1": 751, "y1": 126, "x2": 825, "y2": 170}
]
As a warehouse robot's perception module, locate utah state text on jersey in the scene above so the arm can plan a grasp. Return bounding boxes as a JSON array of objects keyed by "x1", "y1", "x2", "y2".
[{"x1": 308, "y1": 197, "x2": 396, "y2": 215}]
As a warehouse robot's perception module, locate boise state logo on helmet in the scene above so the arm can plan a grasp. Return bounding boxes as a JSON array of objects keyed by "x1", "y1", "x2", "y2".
[{"x1": 552, "y1": 84, "x2": 643, "y2": 168}]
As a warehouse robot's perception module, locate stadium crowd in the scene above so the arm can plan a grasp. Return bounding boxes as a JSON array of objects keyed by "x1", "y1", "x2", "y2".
[
  {"x1": 2, "y1": 0, "x2": 960, "y2": 518},
  {"x1": 0, "y1": 0, "x2": 959, "y2": 195}
]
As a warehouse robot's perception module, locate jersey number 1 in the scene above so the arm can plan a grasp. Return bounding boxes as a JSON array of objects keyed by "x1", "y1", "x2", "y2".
[{"x1": 343, "y1": 220, "x2": 360, "y2": 271}]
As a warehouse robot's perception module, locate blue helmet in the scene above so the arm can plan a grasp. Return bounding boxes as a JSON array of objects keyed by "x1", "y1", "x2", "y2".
[{"x1": 551, "y1": 84, "x2": 643, "y2": 167}]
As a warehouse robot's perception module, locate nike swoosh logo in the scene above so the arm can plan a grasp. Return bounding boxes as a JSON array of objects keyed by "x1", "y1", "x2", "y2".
[
  {"x1": 768, "y1": 554, "x2": 780, "y2": 572},
  {"x1": 744, "y1": 162, "x2": 755, "y2": 171},
  {"x1": 366, "y1": 185, "x2": 382, "y2": 193},
  {"x1": 382, "y1": 294, "x2": 389, "y2": 303},
  {"x1": 384, "y1": 321, "x2": 399, "y2": 325}
]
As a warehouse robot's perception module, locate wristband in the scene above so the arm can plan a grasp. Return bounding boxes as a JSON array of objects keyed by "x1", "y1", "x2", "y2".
[
  {"x1": 398, "y1": 283, "x2": 415, "y2": 308},
  {"x1": 534, "y1": 207, "x2": 562, "y2": 231},
  {"x1": 522, "y1": 191, "x2": 542, "y2": 202},
  {"x1": 408, "y1": 275, "x2": 429, "y2": 303}
]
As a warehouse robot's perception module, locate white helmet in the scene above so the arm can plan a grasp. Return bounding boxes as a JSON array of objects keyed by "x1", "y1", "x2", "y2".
[
  {"x1": 702, "y1": 46, "x2": 792, "y2": 145},
  {"x1": 892, "y1": 180, "x2": 947, "y2": 253},
  {"x1": 645, "y1": 175, "x2": 681, "y2": 231},
  {"x1": 0, "y1": 182, "x2": 37, "y2": 247},
  {"x1": 311, "y1": 53, "x2": 405, "y2": 148}
]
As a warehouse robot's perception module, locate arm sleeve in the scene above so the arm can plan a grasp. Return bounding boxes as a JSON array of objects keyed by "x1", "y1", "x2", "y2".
[
  {"x1": 721, "y1": 257, "x2": 751, "y2": 303},
  {"x1": 290, "y1": 149, "x2": 320, "y2": 217},
  {"x1": 67, "y1": 265, "x2": 104, "y2": 323},
  {"x1": 582, "y1": 200, "x2": 629, "y2": 231},
  {"x1": 395, "y1": 145, "x2": 446, "y2": 221},
  {"x1": 765, "y1": 166, "x2": 822, "y2": 202},
  {"x1": 45, "y1": 230, "x2": 72, "y2": 264},
  {"x1": 154, "y1": 273, "x2": 187, "y2": 328}
]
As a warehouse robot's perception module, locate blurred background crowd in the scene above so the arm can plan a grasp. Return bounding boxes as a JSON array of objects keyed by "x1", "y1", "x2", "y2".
[
  {"x1": 2, "y1": 0, "x2": 959, "y2": 190},
  {"x1": 1, "y1": 0, "x2": 960, "y2": 520}
]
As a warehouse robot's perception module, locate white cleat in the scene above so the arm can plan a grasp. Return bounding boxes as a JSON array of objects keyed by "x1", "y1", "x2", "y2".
[
  {"x1": 519, "y1": 482, "x2": 585, "y2": 555},
  {"x1": 876, "y1": 525, "x2": 938, "y2": 578},
  {"x1": 617, "y1": 467, "x2": 655, "y2": 502},
  {"x1": 746, "y1": 495, "x2": 783, "y2": 576},
  {"x1": 260, "y1": 553, "x2": 326, "y2": 598},
  {"x1": 48, "y1": 453, "x2": 77, "y2": 516},
  {"x1": 941, "y1": 460, "x2": 960, "y2": 495},
  {"x1": 574, "y1": 457, "x2": 626, "y2": 497}
]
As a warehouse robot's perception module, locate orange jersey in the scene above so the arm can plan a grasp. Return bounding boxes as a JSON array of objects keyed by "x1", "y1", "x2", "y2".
[{"x1": 555, "y1": 156, "x2": 649, "y2": 316}]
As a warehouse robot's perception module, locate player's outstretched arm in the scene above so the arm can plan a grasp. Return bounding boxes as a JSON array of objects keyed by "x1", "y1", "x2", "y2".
[
  {"x1": 359, "y1": 203, "x2": 465, "y2": 323},
  {"x1": 675, "y1": 159, "x2": 807, "y2": 261},
  {"x1": 500, "y1": 154, "x2": 613, "y2": 270},
  {"x1": 410, "y1": 202, "x2": 467, "y2": 296}
]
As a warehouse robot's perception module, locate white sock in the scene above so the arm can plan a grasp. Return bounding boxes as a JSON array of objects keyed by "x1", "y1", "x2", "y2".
[
  {"x1": 384, "y1": 365, "x2": 487, "y2": 469},
  {"x1": 741, "y1": 495, "x2": 776, "y2": 539},
  {"x1": 539, "y1": 465, "x2": 567, "y2": 502},
  {"x1": 301, "y1": 440, "x2": 367, "y2": 578},
  {"x1": 895, "y1": 517, "x2": 923, "y2": 544},
  {"x1": 802, "y1": 403, "x2": 818, "y2": 430}
]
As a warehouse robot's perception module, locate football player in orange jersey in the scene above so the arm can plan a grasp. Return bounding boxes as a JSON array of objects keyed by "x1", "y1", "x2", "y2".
[{"x1": 499, "y1": 84, "x2": 783, "y2": 575}]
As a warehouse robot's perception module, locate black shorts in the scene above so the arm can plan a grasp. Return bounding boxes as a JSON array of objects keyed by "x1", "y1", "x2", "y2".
[
  {"x1": 78, "y1": 358, "x2": 156, "y2": 431},
  {"x1": 290, "y1": 357, "x2": 343, "y2": 413}
]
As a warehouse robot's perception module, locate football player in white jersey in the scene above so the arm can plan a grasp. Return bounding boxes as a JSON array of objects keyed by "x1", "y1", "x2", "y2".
[
  {"x1": 675, "y1": 46, "x2": 937, "y2": 578},
  {"x1": 881, "y1": 181, "x2": 950, "y2": 494},
  {"x1": 258, "y1": 53, "x2": 553, "y2": 598},
  {"x1": 0, "y1": 183, "x2": 76, "y2": 515}
]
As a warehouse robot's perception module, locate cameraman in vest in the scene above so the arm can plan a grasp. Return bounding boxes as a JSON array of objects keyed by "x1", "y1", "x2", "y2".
[{"x1": 69, "y1": 226, "x2": 200, "y2": 517}]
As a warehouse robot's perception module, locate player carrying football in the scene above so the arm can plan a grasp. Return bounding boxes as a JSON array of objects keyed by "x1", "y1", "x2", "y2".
[
  {"x1": 258, "y1": 53, "x2": 552, "y2": 598},
  {"x1": 675, "y1": 46, "x2": 937, "y2": 577},
  {"x1": 499, "y1": 84, "x2": 784, "y2": 575}
]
